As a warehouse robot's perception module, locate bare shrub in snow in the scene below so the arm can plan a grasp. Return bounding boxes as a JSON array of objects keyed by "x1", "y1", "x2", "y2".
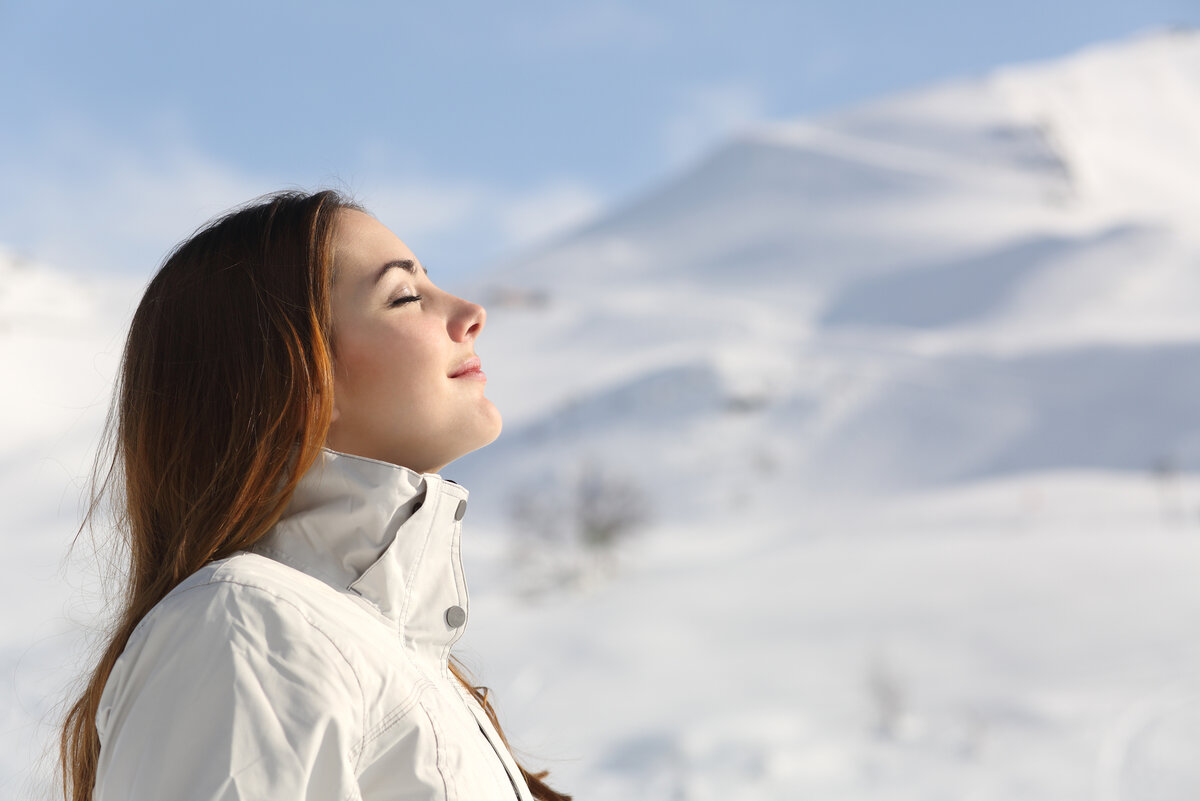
[
  {"x1": 573, "y1": 459, "x2": 651, "y2": 551},
  {"x1": 867, "y1": 651, "x2": 907, "y2": 741},
  {"x1": 1150, "y1": 453, "x2": 1187, "y2": 525},
  {"x1": 507, "y1": 456, "x2": 651, "y2": 597}
]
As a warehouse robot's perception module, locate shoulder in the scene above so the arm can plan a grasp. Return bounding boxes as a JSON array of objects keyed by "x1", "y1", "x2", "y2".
[
  {"x1": 169, "y1": 549, "x2": 342, "y2": 607},
  {"x1": 94, "y1": 554, "x2": 371, "y2": 797},
  {"x1": 132, "y1": 553, "x2": 349, "y2": 646},
  {"x1": 100, "y1": 556, "x2": 367, "y2": 738},
  {"x1": 127, "y1": 552, "x2": 368, "y2": 670},
  {"x1": 103, "y1": 554, "x2": 368, "y2": 724}
]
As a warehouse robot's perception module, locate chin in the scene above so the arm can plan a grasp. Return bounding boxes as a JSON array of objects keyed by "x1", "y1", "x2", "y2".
[
  {"x1": 477, "y1": 402, "x2": 503, "y2": 446},
  {"x1": 463, "y1": 419, "x2": 503, "y2": 460},
  {"x1": 430, "y1": 418, "x2": 502, "y2": 473}
]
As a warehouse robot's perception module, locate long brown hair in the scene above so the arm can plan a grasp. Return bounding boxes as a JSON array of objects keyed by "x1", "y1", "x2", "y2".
[{"x1": 60, "y1": 189, "x2": 569, "y2": 801}]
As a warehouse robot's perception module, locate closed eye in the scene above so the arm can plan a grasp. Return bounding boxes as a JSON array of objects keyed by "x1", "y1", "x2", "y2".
[{"x1": 389, "y1": 294, "x2": 422, "y2": 308}]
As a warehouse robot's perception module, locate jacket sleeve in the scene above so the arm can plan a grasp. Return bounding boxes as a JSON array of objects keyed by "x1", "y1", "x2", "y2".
[{"x1": 94, "y1": 579, "x2": 365, "y2": 801}]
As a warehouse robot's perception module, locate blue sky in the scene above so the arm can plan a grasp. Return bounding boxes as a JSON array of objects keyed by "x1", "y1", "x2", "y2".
[{"x1": 2, "y1": 0, "x2": 1197, "y2": 284}]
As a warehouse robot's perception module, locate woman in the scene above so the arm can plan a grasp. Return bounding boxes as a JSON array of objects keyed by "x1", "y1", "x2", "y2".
[{"x1": 59, "y1": 190, "x2": 570, "y2": 801}]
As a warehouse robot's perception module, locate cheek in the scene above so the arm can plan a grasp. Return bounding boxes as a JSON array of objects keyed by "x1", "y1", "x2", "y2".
[
  {"x1": 335, "y1": 328, "x2": 438, "y2": 413},
  {"x1": 335, "y1": 337, "x2": 394, "y2": 410}
]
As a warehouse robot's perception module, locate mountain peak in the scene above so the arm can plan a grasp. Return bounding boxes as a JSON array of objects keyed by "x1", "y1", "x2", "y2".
[{"x1": 460, "y1": 28, "x2": 1200, "y2": 502}]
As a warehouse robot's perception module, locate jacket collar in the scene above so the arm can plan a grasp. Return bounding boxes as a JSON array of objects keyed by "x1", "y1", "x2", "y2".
[{"x1": 251, "y1": 448, "x2": 471, "y2": 657}]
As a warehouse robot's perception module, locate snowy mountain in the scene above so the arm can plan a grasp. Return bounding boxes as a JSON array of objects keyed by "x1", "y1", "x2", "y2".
[{"x1": 452, "y1": 27, "x2": 1200, "y2": 520}]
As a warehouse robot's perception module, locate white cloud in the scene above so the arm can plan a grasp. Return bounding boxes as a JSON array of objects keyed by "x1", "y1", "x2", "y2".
[
  {"x1": 346, "y1": 176, "x2": 607, "y2": 276},
  {"x1": 0, "y1": 123, "x2": 606, "y2": 284},
  {"x1": 1, "y1": 129, "x2": 277, "y2": 278},
  {"x1": 661, "y1": 81, "x2": 769, "y2": 167},
  {"x1": 350, "y1": 180, "x2": 492, "y2": 238},
  {"x1": 495, "y1": 179, "x2": 604, "y2": 248}
]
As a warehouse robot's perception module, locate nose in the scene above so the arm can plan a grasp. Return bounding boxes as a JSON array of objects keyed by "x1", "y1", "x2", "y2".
[{"x1": 450, "y1": 295, "x2": 486, "y2": 342}]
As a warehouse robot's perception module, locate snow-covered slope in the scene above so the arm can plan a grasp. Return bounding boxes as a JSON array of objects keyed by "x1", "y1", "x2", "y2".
[{"x1": 454, "y1": 27, "x2": 1200, "y2": 514}]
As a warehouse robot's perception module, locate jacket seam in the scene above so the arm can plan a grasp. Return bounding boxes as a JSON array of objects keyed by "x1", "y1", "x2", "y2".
[
  {"x1": 451, "y1": 680, "x2": 525, "y2": 799},
  {"x1": 354, "y1": 677, "x2": 435, "y2": 757},
  {"x1": 198, "y1": 566, "x2": 370, "y2": 767},
  {"x1": 249, "y1": 542, "x2": 353, "y2": 591},
  {"x1": 420, "y1": 698, "x2": 456, "y2": 801},
  {"x1": 440, "y1": 514, "x2": 466, "y2": 675}
]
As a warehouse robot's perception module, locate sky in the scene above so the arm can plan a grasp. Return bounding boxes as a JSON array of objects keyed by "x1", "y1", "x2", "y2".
[{"x1": 2, "y1": 0, "x2": 1198, "y2": 286}]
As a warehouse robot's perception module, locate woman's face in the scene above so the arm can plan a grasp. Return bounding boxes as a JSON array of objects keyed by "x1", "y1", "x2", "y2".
[{"x1": 325, "y1": 209, "x2": 502, "y2": 473}]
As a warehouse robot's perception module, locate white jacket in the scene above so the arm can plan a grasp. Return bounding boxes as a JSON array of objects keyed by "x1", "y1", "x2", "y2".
[{"x1": 95, "y1": 448, "x2": 535, "y2": 800}]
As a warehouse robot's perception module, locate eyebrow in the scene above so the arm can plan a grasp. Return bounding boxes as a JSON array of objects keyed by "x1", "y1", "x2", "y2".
[{"x1": 374, "y1": 258, "x2": 428, "y2": 284}]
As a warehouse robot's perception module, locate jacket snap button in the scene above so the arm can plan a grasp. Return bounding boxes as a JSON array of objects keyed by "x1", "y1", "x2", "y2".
[
  {"x1": 445, "y1": 605, "x2": 467, "y2": 628},
  {"x1": 454, "y1": 499, "x2": 467, "y2": 521}
]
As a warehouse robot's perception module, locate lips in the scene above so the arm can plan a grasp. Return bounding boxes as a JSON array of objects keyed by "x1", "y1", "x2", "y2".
[{"x1": 449, "y1": 356, "x2": 483, "y2": 378}]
